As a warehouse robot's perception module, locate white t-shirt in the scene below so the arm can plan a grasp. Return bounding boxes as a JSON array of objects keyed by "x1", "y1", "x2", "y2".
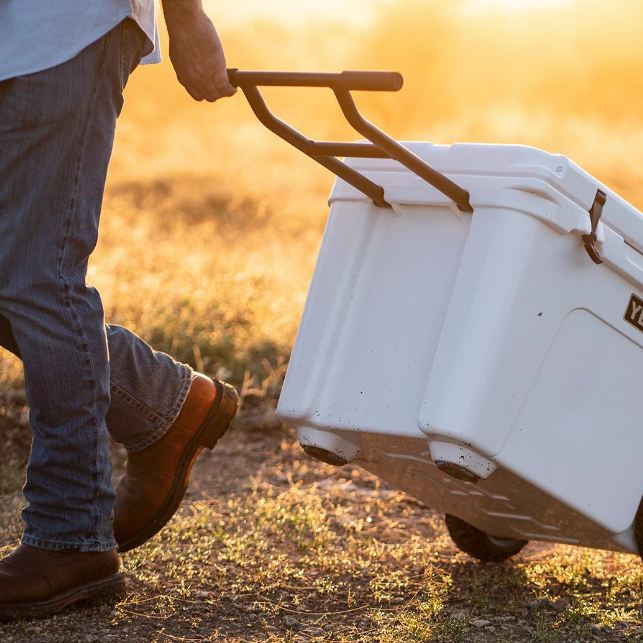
[{"x1": 0, "y1": 0, "x2": 161, "y2": 82}]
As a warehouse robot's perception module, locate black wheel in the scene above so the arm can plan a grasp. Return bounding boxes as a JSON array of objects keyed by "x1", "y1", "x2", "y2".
[{"x1": 445, "y1": 514, "x2": 528, "y2": 562}]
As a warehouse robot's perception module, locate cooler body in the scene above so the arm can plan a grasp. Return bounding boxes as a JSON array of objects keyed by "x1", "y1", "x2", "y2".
[{"x1": 277, "y1": 143, "x2": 643, "y2": 554}]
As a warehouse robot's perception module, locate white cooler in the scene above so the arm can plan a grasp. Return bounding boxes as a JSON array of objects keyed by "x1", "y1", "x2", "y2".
[
  {"x1": 229, "y1": 68, "x2": 643, "y2": 560},
  {"x1": 277, "y1": 142, "x2": 643, "y2": 558}
]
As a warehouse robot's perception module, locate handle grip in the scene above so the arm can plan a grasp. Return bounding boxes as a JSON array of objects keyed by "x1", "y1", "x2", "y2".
[{"x1": 228, "y1": 69, "x2": 403, "y2": 92}]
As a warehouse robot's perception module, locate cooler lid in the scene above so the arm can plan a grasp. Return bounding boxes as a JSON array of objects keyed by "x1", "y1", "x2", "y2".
[{"x1": 338, "y1": 142, "x2": 643, "y2": 257}]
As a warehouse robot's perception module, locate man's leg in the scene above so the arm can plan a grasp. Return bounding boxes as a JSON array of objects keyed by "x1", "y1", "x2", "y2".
[
  {"x1": 0, "y1": 18, "x2": 238, "y2": 561},
  {"x1": 0, "y1": 316, "x2": 193, "y2": 451},
  {"x1": 0, "y1": 30, "x2": 125, "y2": 551},
  {"x1": 0, "y1": 19, "x2": 188, "y2": 542},
  {"x1": 105, "y1": 324, "x2": 192, "y2": 450},
  {"x1": 0, "y1": 18, "x2": 186, "y2": 619}
]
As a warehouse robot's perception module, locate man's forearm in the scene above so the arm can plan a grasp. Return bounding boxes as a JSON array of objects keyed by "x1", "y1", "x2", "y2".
[{"x1": 161, "y1": 0, "x2": 205, "y2": 35}]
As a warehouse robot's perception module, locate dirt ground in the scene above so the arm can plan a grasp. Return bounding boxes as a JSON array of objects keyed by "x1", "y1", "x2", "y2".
[{"x1": 1, "y1": 405, "x2": 643, "y2": 643}]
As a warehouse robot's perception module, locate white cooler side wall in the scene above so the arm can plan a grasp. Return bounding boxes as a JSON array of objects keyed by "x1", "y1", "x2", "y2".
[
  {"x1": 277, "y1": 200, "x2": 379, "y2": 422},
  {"x1": 497, "y1": 309, "x2": 643, "y2": 535},
  {"x1": 421, "y1": 202, "x2": 643, "y2": 536},
  {"x1": 278, "y1": 198, "x2": 472, "y2": 438}
]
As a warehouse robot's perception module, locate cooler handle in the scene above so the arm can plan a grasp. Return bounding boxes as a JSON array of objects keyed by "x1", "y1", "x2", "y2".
[{"x1": 228, "y1": 69, "x2": 472, "y2": 213}]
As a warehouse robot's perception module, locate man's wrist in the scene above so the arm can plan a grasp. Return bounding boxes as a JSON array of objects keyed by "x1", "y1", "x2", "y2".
[{"x1": 161, "y1": 0, "x2": 206, "y2": 36}]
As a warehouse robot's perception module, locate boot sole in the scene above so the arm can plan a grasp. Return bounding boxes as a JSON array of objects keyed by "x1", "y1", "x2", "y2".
[
  {"x1": 117, "y1": 379, "x2": 239, "y2": 553},
  {"x1": 0, "y1": 572, "x2": 125, "y2": 621}
]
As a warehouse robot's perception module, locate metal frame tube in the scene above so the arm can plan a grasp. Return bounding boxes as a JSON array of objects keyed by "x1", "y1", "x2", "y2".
[
  {"x1": 334, "y1": 90, "x2": 472, "y2": 212},
  {"x1": 229, "y1": 69, "x2": 403, "y2": 92},
  {"x1": 241, "y1": 85, "x2": 389, "y2": 208},
  {"x1": 229, "y1": 68, "x2": 472, "y2": 213}
]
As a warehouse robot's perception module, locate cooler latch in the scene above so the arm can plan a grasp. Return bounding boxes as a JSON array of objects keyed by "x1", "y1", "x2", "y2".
[{"x1": 582, "y1": 189, "x2": 606, "y2": 265}]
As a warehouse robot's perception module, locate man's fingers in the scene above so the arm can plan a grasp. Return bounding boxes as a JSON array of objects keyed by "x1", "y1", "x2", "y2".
[
  {"x1": 202, "y1": 86, "x2": 237, "y2": 103},
  {"x1": 184, "y1": 84, "x2": 205, "y2": 101},
  {"x1": 200, "y1": 64, "x2": 237, "y2": 102},
  {"x1": 172, "y1": 56, "x2": 237, "y2": 103},
  {"x1": 174, "y1": 68, "x2": 205, "y2": 101}
]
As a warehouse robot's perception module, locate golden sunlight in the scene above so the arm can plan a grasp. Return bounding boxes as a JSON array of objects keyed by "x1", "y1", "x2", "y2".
[
  {"x1": 116, "y1": 0, "x2": 643, "y2": 205},
  {"x1": 4, "y1": 1, "x2": 643, "y2": 638},
  {"x1": 204, "y1": 0, "x2": 382, "y2": 25},
  {"x1": 463, "y1": 0, "x2": 573, "y2": 9}
]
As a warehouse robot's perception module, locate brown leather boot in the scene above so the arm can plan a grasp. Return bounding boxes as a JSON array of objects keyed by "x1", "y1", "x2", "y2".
[
  {"x1": 0, "y1": 544, "x2": 123, "y2": 620},
  {"x1": 114, "y1": 374, "x2": 239, "y2": 552}
]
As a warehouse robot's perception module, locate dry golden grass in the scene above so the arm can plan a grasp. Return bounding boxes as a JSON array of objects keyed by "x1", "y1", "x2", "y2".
[{"x1": 3, "y1": 1, "x2": 643, "y2": 641}]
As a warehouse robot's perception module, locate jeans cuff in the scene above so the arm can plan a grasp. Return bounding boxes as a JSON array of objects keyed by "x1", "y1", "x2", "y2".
[
  {"x1": 124, "y1": 365, "x2": 193, "y2": 453},
  {"x1": 21, "y1": 534, "x2": 118, "y2": 553}
]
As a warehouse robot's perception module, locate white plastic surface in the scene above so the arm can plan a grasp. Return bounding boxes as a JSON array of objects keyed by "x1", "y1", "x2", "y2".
[{"x1": 277, "y1": 143, "x2": 643, "y2": 554}]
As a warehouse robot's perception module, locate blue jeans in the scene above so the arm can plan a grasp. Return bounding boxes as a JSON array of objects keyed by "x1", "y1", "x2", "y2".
[{"x1": 0, "y1": 20, "x2": 192, "y2": 552}]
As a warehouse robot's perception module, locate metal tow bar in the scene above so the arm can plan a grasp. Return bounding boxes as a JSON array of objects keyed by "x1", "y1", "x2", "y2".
[{"x1": 227, "y1": 69, "x2": 472, "y2": 213}]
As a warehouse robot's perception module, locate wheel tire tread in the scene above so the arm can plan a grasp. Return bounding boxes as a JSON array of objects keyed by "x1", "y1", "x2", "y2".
[{"x1": 445, "y1": 514, "x2": 528, "y2": 562}]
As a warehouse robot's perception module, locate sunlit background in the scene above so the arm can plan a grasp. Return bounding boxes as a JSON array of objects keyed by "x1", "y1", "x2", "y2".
[
  {"x1": 0, "y1": 0, "x2": 641, "y2": 397},
  {"x1": 4, "y1": 4, "x2": 643, "y2": 637},
  {"x1": 2, "y1": 0, "x2": 643, "y2": 398},
  {"x1": 114, "y1": 0, "x2": 643, "y2": 195}
]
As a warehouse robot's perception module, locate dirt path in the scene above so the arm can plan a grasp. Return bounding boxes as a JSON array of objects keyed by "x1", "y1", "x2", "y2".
[{"x1": 1, "y1": 413, "x2": 643, "y2": 642}]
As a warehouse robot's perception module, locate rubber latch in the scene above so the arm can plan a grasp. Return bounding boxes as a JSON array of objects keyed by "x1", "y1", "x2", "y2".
[{"x1": 582, "y1": 189, "x2": 607, "y2": 265}]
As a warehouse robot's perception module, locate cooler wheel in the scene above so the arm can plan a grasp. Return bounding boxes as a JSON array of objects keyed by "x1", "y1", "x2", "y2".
[{"x1": 445, "y1": 514, "x2": 528, "y2": 562}]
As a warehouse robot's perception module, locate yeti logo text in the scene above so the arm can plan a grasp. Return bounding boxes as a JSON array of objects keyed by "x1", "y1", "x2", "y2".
[{"x1": 625, "y1": 294, "x2": 643, "y2": 332}]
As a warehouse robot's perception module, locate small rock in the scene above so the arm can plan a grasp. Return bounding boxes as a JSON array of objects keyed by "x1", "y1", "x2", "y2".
[
  {"x1": 196, "y1": 590, "x2": 210, "y2": 599},
  {"x1": 285, "y1": 616, "x2": 299, "y2": 629},
  {"x1": 590, "y1": 624, "x2": 602, "y2": 634},
  {"x1": 472, "y1": 619, "x2": 491, "y2": 628},
  {"x1": 452, "y1": 611, "x2": 467, "y2": 621},
  {"x1": 377, "y1": 528, "x2": 411, "y2": 543},
  {"x1": 528, "y1": 597, "x2": 554, "y2": 611},
  {"x1": 551, "y1": 598, "x2": 569, "y2": 613}
]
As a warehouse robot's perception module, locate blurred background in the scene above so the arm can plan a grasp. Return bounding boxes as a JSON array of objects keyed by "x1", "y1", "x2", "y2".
[
  {"x1": 3, "y1": 4, "x2": 643, "y2": 637},
  {"x1": 3, "y1": 0, "x2": 643, "y2": 415}
]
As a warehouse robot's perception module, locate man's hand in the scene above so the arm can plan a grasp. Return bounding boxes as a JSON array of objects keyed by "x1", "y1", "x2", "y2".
[{"x1": 162, "y1": 0, "x2": 236, "y2": 102}]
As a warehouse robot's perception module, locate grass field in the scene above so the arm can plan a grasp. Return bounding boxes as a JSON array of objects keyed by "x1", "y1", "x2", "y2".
[{"x1": 3, "y1": 1, "x2": 643, "y2": 641}]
